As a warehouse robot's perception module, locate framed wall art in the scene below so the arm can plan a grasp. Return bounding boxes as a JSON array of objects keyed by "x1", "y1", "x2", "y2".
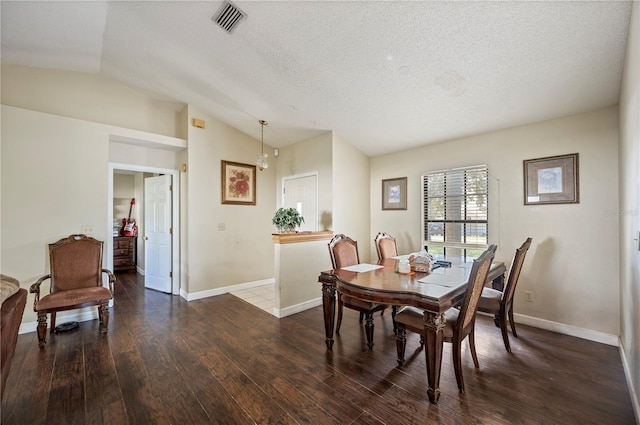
[
  {"x1": 382, "y1": 177, "x2": 407, "y2": 210},
  {"x1": 523, "y1": 153, "x2": 579, "y2": 205},
  {"x1": 221, "y1": 160, "x2": 256, "y2": 205}
]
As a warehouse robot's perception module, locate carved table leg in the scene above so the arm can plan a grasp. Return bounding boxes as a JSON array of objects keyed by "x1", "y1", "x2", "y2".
[
  {"x1": 423, "y1": 311, "x2": 446, "y2": 404},
  {"x1": 364, "y1": 313, "x2": 374, "y2": 349},
  {"x1": 321, "y1": 283, "x2": 336, "y2": 350}
]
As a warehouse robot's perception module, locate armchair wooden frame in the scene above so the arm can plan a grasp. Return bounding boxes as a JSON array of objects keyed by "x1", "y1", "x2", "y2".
[
  {"x1": 30, "y1": 234, "x2": 115, "y2": 349},
  {"x1": 478, "y1": 237, "x2": 532, "y2": 352},
  {"x1": 374, "y1": 232, "x2": 398, "y2": 261},
  {"x1": 328, "y1": 234, "x2": 389, "y2": 349},
  {"x1": 395, "y1": 245, "x2": 497, "y2": 393}
]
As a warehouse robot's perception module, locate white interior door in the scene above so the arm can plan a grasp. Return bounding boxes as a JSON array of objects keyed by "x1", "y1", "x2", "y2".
[
  {"x1": 144, "y1": 175, "x2": 172, "y2": 293},
  {"x1": 283, "y1": 173, "x2": 318, "y2": 232}
]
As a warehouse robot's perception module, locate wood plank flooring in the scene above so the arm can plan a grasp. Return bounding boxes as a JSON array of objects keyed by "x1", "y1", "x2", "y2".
[{"x1": 1, "y1": 272, "x2": 636, "y2": 424}]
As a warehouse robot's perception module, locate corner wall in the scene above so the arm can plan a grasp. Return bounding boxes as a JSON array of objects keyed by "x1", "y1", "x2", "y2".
[
  {"x1": 618, "y1": 1, "x2": 640, "y2": 418},
  {"x1": 371, "y1": 107, "x2": 620, "y2": 338}
]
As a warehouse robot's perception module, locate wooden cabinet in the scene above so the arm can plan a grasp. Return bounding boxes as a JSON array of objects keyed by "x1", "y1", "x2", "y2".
[{"x1": 113, "y1": 236, "x2": 136, "y2": 271}]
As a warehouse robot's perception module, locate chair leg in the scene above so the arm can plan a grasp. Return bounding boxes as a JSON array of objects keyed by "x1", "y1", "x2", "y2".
[
  {"x1": 359, "y1": 312, "x2": 364, "y2": 323},
  {"x1": 501, "y1": 309, "x2": 512, "y2": 352},
  {"x1": 391, "y1": 306, "x2": 398, "y2": 334},
  {"x1": 50, "y1": 311, "x2": 57, "y2": 333},
  {"x1": 453, "y1": 339, "x2": 465, "y2": 392},
  {"x1": 469, "y1": 328, "x2": 480, "y2": 368},
  {"x1": 364, "y1": 313, "x2": 374, "y2": 349},
  {"x1": 395, "y1": 327, "x2": 407, "y2": 366},
  {"x1": 508, "y1": 305, "x2": 518, "y2": 338},
  {"x1": 419, "y1": 334, "x2": 425, "y2": 348},
  {"x1": 99, "y1": 301, "x2": 110, "y2": 334},
  {"x1": 36, "y1": 313, "x2": 48, "y2": 349},
  {"x1": 336, "y1": 295, "x2": 344, "y2": 333}
]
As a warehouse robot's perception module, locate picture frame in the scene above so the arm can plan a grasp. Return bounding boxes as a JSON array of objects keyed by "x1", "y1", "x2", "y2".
[
  {"x1": 382, "y1": 177, "x2": 407, "y2": 210},
  {"x1": 523, "y1": 153, "x2": 579, "y2": 205},
  {"x1": 221, "y1": 160, "x2": 256, "y2": 205}
]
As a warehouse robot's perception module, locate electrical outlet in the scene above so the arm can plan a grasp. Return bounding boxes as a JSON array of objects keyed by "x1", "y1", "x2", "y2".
[
  {"x1": 217, "y1": 223, "x2": 226, "y2": 231},
  {"x1": 524, "y1": 290, "x2": 534, "y2": 302},
  {"x1": 81, "y1": 225, "x2": 94, "y2": 235}
]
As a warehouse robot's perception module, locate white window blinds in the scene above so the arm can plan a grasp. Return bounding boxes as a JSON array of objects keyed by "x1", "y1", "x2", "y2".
[{"x1": 422, "y1": 165, "x2": 488, "y2": 259}]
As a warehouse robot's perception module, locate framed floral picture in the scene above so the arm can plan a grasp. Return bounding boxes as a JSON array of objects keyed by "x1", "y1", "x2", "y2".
[
  {"x1": 382, "y1": 177, "x2": 407, "y2": 210},
  {"x1": 221, "y1": 160, "x2": 256, "y2": 205}
]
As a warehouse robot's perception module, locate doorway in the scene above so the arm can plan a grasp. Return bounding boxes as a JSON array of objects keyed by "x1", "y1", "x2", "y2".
[
  {"x1": 282, "y1": 172, "x2": 318, "y2": 231},
  {"x1": 108, "y1": 163, "x2": 180, "y2": 295}
]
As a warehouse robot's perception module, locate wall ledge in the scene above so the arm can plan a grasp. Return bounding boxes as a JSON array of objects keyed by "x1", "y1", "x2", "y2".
[{"x1": 272, "y1": 230, "x2": 333, "y2": 244}]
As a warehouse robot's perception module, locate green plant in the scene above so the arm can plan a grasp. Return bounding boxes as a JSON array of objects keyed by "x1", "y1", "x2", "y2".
[{"x1": 272, "y1": 207, "x2": 304, "y2": 232}]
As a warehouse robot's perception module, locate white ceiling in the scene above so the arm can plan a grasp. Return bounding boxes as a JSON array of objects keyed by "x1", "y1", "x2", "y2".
[{"x1": 1, "y1": 1, "x2": 633, "y2": 157}]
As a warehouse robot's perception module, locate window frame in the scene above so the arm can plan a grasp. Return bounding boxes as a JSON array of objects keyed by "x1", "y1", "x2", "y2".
[{"x1": 421, "y1": 165, "x2": 489, "y2": 260}]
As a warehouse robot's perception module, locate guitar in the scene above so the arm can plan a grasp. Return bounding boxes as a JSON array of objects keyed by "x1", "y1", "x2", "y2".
[{"x1": 121, "y1": 198, "x2": 138, "y2": 237}]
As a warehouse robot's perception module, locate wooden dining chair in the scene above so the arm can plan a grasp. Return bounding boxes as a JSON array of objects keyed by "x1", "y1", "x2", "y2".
[
  {"x1": 374, "y1": 232, "x2": 398, "y2": 260},
  {"x1": 328, "y1": 234, "x2": 389, "y2": 349},
  {"x1": 29, "y1": 234, "x2": 115, "y2": 349},
  {"x1": 478, "y1": 237, "x2": 532, "y2": 352},
  {"x1": 394, "y1": 244, "x2": 497, "y2": 393}
]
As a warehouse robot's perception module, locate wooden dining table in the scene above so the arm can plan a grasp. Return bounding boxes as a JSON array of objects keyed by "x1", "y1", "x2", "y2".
[{"x1": 318, "y1": 256, "x2": 506, "y2": 404}]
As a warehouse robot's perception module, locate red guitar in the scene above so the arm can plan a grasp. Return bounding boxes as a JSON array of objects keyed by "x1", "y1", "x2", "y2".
[{"x1": 121, "y1": 198, "x2": 138, "y2": 237}]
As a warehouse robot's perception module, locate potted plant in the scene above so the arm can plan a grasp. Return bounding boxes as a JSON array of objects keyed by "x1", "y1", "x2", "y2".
[{"x1": 272, "y1": 207, "x2": 304, "y2": 233}]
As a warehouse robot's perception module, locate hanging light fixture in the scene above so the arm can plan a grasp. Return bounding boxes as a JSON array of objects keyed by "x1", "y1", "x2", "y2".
[{"x1": 257, "y1": 119, "x2": 269, "y2": 171}]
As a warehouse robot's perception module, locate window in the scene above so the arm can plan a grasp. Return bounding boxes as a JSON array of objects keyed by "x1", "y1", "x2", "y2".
[{"x1": 422, "y1": 165, "x2": 488, "y2": 261}]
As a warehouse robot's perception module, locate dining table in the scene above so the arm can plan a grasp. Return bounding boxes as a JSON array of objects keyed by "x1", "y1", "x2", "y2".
[{"x1": 317, "y1": 256, "x2": 506, "y2": 404}]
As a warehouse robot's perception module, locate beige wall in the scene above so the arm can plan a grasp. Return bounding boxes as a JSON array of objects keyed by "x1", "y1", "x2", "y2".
[
  {"x1": 332, "y1": 133, "x2": 371, "y2": 262},
  {"x1": 371, "y1": 107, "x2": 620, "y2": 337},
  {"x1": 276, "y1": 132, "x2": 333, "y2": 231},
  {"x1": 184, "y1": 105, "x2": 277, "y2": 294},
  {"x1": 1, "y1": 64, "x2": 184, "y2": 138},
  {"x1": 618, "y1": 1, "x2": 640, "y2": 415}
]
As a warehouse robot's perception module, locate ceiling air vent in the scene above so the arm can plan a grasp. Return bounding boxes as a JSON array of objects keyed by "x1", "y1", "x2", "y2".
[{"x1": 212, "y1": 1, "x2": 246, "y2": 33}]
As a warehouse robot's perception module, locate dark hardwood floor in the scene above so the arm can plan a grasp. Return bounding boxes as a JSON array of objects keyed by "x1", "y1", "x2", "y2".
[{"x1": 1, "y1": 272, "x2": 636, "y2": 424}]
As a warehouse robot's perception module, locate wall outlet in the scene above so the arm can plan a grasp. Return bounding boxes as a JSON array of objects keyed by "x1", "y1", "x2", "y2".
[
  {"x1": 524, "y1": 290, "x2": 534, "y2": 302},
  {"x1": 217, "y1": 223, "x2": 226, "y2": 231},
  {"x1": 81, "y1": 225, "x2": 94, "y2": 235}
]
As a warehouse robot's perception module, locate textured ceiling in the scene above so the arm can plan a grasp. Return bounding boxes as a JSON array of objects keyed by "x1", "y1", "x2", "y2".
[{"x1": 0, "y1": 1, "x2": 633, "y2": 156}]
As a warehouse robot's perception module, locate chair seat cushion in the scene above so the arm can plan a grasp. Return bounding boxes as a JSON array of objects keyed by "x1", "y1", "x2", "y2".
[
  {"x1": 395, "y1": 306, "x2": 459, "y2": 338},
  {"x1": 36, "y1": 287, "x2": 112, "y2": 312},
  {"x1": 340, "y1": 294, "x2": 384, "y2": 311},
  {"x1": 478, "y1": 287, "x2": 502, "y2": 312}
]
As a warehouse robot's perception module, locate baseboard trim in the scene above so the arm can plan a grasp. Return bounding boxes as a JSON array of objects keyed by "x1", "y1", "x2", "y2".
[
  {"x1": 274, "y1": 298, "x2": 322, "y2": 318},
  {"x1": 182, "y1": 278, "x2": 275, "y2": 301},
  {"x1": 512, "y1": 312, "x2": 619, "y2": 346},
  {"x1": 619, "y1": 338, "x2": 640, "y2": 424},
  {"x1": 19, "y1": 309, "x2": 99, "y2": 335}
]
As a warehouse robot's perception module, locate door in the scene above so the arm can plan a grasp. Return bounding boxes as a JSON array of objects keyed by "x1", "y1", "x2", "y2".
[
  {"x1": 144, "y1": 174, "x2": 172, "y2": 293},
  {"x1": 283, "y1": 173, "x2": 318, "y2": 232}
]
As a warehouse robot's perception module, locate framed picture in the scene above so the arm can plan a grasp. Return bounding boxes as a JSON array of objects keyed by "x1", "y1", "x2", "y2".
[
  {"x1": 382, "y1": 177, "x2": 407, "y2": 210},
  {"x1": 221, "y1": 160, "x2": 256, "y2": 205},
  {"x1": 523, "y1": 153, "x2": 579, "y2": 205}
]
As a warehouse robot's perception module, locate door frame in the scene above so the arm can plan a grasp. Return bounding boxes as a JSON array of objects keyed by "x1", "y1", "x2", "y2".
[{"x1": 108, "y1": 162, "x2": 180, "y2": 295}]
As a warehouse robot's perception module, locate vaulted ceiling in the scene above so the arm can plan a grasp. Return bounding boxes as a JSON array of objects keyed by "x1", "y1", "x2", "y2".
[{"x1": 1, "y1": 1, "x2": 633, "y2": 156}]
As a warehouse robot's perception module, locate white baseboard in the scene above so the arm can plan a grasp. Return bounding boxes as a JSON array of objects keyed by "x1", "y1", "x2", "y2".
[
  {"x1": 619, "y1": 338, "x2": 640, "y2": 424},
  {"x1": 512, "y1": 312, "x2": 619, "y2": 346},
  {"x1": 274, "y1": 297, "x2": 322, "y2": 318},
  {"x1": 182, "y1": 278, "x2": 275, "y2": 301},
  {"x1": 19, "y1": 309, "x2": 100, "y2": 335}
]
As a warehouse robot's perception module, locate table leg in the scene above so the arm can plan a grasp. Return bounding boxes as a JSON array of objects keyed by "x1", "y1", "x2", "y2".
[
  {"x1": 423, "y1": 311, "x2": 446, "y2": 404},
  {"x1": 321, "y1": 283, "x2": 336, "y2": 350},
  {"x1": 491, "y1": 273, "x2": 505, "y2": 291}
]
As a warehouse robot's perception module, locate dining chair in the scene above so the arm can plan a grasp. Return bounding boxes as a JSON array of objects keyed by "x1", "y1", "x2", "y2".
[
  {"x1": 478, "y1": 237, "x2": 532, "y2": 352},
  {"x1": 29, "y1": 234, "x2": 115, "y2": 349},
  {"x1": 328, "y1": 233, "x2": 389, "y2": 349},
  {"x1": 374, "y1": 232, "x2": 398, "y2": 260},
  {"x1": 394, "y1": 244, "x2": 497, "y2": 393}
]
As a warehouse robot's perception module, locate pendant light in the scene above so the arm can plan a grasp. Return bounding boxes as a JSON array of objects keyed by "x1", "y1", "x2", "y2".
[{"x1": 257, "y1": 119, "x2": 269, "y2": 171}]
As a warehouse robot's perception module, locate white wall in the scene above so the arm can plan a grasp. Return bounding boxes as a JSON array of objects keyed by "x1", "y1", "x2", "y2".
[
  {"x1": 277, "y1": 132, "x2": 333, "y2": 231},
  {"x1": 332, "y1": 134, "x2": 371, "y2": 262},
  {"x1": 184, "y1": 105, "x2": 277, "y2": 294},
  {"x1": 1, "y1": 64, "x2": 184, "y2": 138},
  {"x1": 371, "y1": 107, "x2": 620, "y2": 337},
  {"x1": 618, "y1": 1, "x2": 640, "y2": 417}
]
